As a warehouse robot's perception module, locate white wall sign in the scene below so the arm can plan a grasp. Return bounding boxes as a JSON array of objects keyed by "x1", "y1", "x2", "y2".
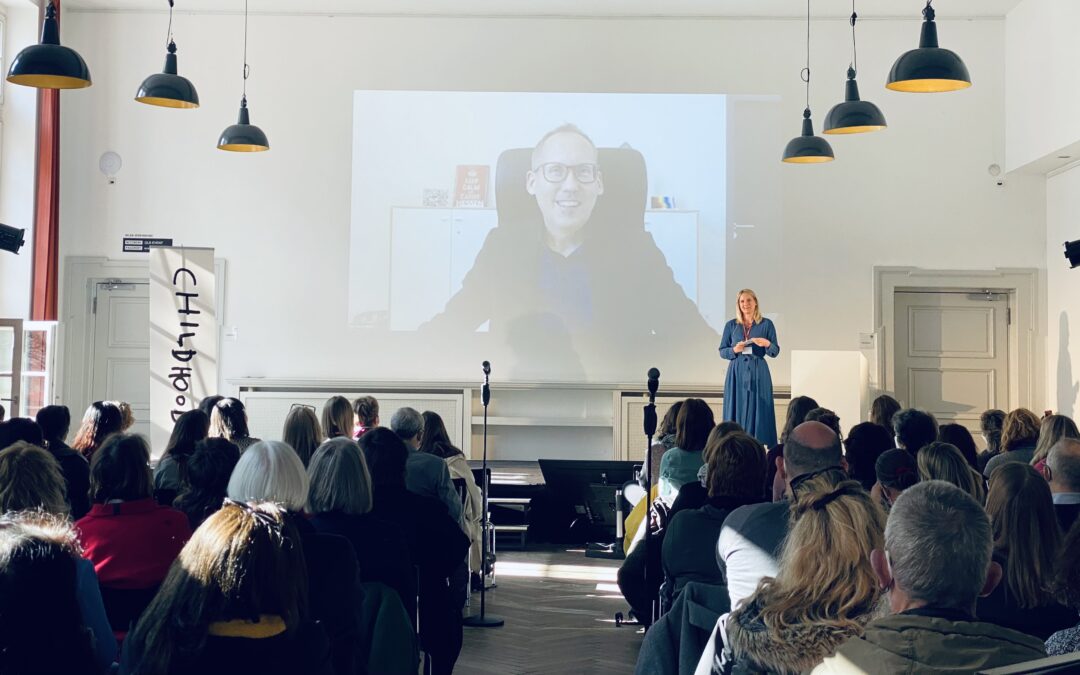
[{"x1": 149, "y1": 247, "x2": 217, "y2": 455}]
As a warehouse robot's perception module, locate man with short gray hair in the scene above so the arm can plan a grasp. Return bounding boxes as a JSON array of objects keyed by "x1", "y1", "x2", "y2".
[
  {"x1": 1044, "y1": 437, "x2": 1080, "y2": 533},
  {"x1": 814, "y1": 481, "x2": 1045, "y2": 674},
  {"x1": 391, "y1": 407, "x2": 463, "y2": 526}
]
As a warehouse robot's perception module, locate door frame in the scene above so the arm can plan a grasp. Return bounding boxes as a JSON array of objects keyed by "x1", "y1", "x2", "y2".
[
  {"x1": 60, "y1": 257, "x2": 227, "y2": 421},
  {"x1": 873, "y1": 267, "x2": 1042, "y2": 413}
]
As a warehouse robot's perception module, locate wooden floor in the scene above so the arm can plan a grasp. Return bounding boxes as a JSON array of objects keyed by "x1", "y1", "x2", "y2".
[{"x1": 456, "y1": 547, "x2": 643, "y2": 675}]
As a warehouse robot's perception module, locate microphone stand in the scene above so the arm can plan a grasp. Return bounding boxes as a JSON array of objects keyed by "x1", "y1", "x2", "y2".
[
  {"x1": 463, "y1": 360, "x2": 504, "y2": 628},
  {"x1": 643, "y1": 367, "x2": 660, "y2": 627}
]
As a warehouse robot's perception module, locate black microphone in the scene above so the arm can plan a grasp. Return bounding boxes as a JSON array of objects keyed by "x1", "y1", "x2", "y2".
[
  {"x1": 482, "y1": 360, "x2": 491, "y2": 376},
  {"x1": 647, "y1": 367, "x2": 660, "y2": 399}
]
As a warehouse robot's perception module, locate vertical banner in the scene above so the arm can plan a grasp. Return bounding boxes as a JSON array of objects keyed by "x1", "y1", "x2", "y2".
[{"x1": 149, "y1": 247, "x2": 217, "y2": 456}]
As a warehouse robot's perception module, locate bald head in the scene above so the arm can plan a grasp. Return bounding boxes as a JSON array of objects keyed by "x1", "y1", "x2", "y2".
[
  {"x1": 1047, "y1": 438, "x2": 1080, "y2": 493},
  {"x1": 784, "y1": 421, "x2": 843, "y2": 479}
]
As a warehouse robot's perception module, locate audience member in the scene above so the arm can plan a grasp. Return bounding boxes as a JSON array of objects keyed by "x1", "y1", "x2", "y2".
[
  {"x1": 872, "y1": 448, "x2": 919, "y2": 510},
  {"x1": 0, "y1": 441, "x2": 69, "y2": 515},
  {"x1": 0, "y1": 511, "x2": 103, "y2": 675},
  {"x1": 1044, "y1": 438, "x2": 1080, "y2": 533},
  {"x1": 937, "y1": 422, "x2": 980, "y2": 470},
  {"x1": 978, "y1": 462, "x2": 1075, "y2": 640},
  {"x1": 72, "y1": 401, "x2": 124, "y2": 461},
  {"x1": 108, "y1": 401, "x2": 135, "y2": 432},
  {"x1": 0, "y1": 461, "x2": 117, "y2": 672},
  {"x1": 172, "y1": 437, "x2": 240, "y2": 530},
  {"x1": 0, "y1": 416, "x2": 44, "y2": 449},
  {"x1": 764, "y1": 395, "x2": 819, "y2": 501},
  {"x1": 722, "y1": 475, "x2": 885, "y2": 673},
  {"x1": 717, "y1": 421, "x2": 846, "y2": 612},
  {"x1": 321, "y1": 395, "x2": 354, "y2": 440},
  {"x1": 621, "y1": 401, "x2": 685, "y2": 557},
  {"x1": 359, "y1": 428, "x2": 469, "y2": 675},
  {"x1": 686, "y1": 420, "x2": 743, "y2": 505},
  {"x1": 662, "y1": 431, "x2": 764, "y2": 608},
  {"x1": 283, "y1": 404, "x2": 323, "y2": 466},
  {"x1": 76, "y1": 433, "x2": 191, "y2": 638},
  {"x1": 805, "y1": 407, "x2": 842, "y2": 438},
  {"x1": 36, "y1": 404, "x2": 91, "y2": 519},
  {"x1": 658, "y1": 398, "x2": 714, "y2": 503},
  {"x1": 814, "y1": 481, "x2": 1046, "y2": 673},
  {"x1": 891, "y1": 408, "x2": 938, "y2": 455},
  {"x1": 227, "y1": 440, "x2": 362, "y2": 675},
  {"x1": 197, "y1": 394, "x2": 224, "y2": 419},
  {"x1": 1030, "y1": 414, "x2": 1080, "y2": 471},
  {"x1": 984, "y1": 408, "x2": 1042, "y2": 477},
  {"x1": 353, "y1": 395, "x2": 380, "y2": 439},
  {"x1": 0, "y1": 401, "x2": 4, "y2": 422},
  {"x1": 1046, "y1": 521, "x2": 1080, "y2": 656},
  {"x1": 978, "y1": 408, "x2": 1006, "y2": 472},
  {"x1": 869, "y1": 394, "x2": 902, "y2": 432},
  {"x1": 119, "y1": 502, "x2": 333, "y2": 675},
  {"x1": 209, "y1": 397, "x2": 260, "y2": 452},
  {"x1": 152, "y1": 409, "x2": 210, "y2": 506},
  {"x1": 390, "y1": 407, "x2": 463, "y2": 526},
  {"x1": 420, "y1": 410, "x2": 483, "y2": 582},
  {"x1": 844, "y1": 421, "x2": 894, "y2": 492},
  {"x1": 307, "y1": 436, "x2": 415, "y2": 623},
  {"x1": 917, "y1": 441, "x2": 986, "y2": 504}
]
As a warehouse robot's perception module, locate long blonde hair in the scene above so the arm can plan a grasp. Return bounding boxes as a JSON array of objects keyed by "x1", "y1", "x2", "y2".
[
  {"x1": 738, "y1": 475, "x2": 885, "y2": 638},
  {"x1": 917, "y1": 442, "x2": 986, "y2": 504},
  {"x1": 1031, "y1": 414, "x2": 1080, "y2": 466},
  {"x1": 735, "y1": 288, "x2": 763, "y2": 325}
]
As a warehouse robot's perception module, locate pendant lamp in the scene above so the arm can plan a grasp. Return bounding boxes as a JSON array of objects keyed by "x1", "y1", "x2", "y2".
[
  {"x1": 824, "y1": 3, "x2": 887, "y2": 134},
  {"x1": 783, "y1": 0, "x2": 834, "y2": 164},
  {"x1": 886, "y1": 0, "x2": 971, "y2": 93},
  {"x1": 7, "y1": 1, "x2": 91, "y2": 89},
  {"x1": 218, "y1": 0, "x2": 268, "y2": 152},
  {"x1": 136, "y1": 1, "x2": 199, "y2": 108}
]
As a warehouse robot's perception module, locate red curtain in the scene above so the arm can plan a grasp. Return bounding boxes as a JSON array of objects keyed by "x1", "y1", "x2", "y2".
[{"x1": 30, "y1": 1, "x2": 61, "y2": 321}]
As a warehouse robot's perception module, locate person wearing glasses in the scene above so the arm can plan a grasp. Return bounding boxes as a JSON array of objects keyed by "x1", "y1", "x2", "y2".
[{"x1": 421, "y1": 124, "x2": 717, "y2": 376}]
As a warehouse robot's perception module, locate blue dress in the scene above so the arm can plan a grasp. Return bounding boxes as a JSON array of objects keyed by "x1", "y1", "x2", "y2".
[{"x1": 719, "y1": 318, "x2": 779, "y2": 447}]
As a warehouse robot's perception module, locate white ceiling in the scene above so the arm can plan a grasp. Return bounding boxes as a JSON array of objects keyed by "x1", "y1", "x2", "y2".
[{"x1": 63, "y1": 0, "x2": 1024, "y2": 19}]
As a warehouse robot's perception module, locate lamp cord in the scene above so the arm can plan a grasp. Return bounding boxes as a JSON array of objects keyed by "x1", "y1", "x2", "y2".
[
  {"x1": 165, "y1": 0, "x2": 174, "y2": 48},
  {"x1": 800, "y1": 0, "x2": 810, "y2": 111},
  {"x1": 242, "y1": 0, "x2": 250, "y2": 99},
  {"x1": 850, "y1": 0, "x2": 858, "y2": 75}
]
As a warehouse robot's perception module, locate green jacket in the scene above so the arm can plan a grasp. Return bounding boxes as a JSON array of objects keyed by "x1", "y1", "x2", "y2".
[{"x1": 812, "y1": 611, "x2": 1046, "y2": 674}]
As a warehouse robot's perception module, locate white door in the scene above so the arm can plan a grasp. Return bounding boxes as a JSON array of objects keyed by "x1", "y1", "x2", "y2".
[
  {"x1": 90, "y1": 282, "x2": 152, "y2": 441},
  {"x1": 0, "y1": 319, "x2": 23, "y2": 419},
  {"x1": 894, "y1": 291, "x2": 1009, "y2": 440}
]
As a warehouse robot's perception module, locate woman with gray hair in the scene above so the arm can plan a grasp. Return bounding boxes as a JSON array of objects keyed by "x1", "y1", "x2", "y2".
[{"x1": 307, "y1": 437, "x2": 415, "y2": 625}]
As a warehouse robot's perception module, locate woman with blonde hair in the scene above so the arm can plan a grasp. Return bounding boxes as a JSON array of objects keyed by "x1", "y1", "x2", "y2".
[
  {"x1": 321, "y1": 396, "x2": 354, "y2": 440},
  {"x1": 917, "y1": 441, "x2": 986, "y2": 504},
  {"x1": 1030, "y1": 413, "x2": 1080, "y2": 471},
  {"x1": 722, "y1": 474, "x2": 886, "y2": 673},
  {"x1": 984, "y1": 408, "x2": 1042, "y2": 477},
  {"x1": 718, "y1": 289, "x2": 780, "y2": 447},
  {"x1": 283, "y1": 405, "x2": 323, "y2": 467}
]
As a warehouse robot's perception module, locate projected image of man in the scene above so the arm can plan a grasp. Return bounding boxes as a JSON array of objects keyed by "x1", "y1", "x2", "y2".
[{"x1": 423, "y1": 124, "x2": 718, "y2": 376}]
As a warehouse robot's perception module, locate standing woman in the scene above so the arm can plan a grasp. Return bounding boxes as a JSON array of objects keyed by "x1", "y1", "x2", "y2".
[{"x1": 719, "y1": 289, "x2": 780, "y2": 447}]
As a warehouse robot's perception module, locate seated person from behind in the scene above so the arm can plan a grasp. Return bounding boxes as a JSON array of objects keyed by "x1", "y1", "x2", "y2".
[
  {"x1": 1044, "y1": 438, "x2": 1080, "y2": 533},
  {"x1": 891, "y1": 408, "x2": 938, "y2": 456},
  {"x1": 390, "y1": 407, "x2": 463, "y2": 528},
  {"x1": 813, "y1": 481, "x2": 1047, "y2": 674}
]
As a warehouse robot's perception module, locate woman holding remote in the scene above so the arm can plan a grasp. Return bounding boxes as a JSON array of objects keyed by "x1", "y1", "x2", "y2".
[{"x1": 719, "y1": 289, "x2": 780, "y2": 447}]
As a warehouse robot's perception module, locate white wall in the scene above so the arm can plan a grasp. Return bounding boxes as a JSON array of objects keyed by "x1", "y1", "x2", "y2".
[
  {"x1": 1005, "y1": 0, "x2": 1080, "y2": 172},
  {"x1": 55, "y1": 12, "x2": 1047, "y2": 402},
  {"x1": 1046, "y1": 167, "x2": 1080, "y2": 418},
  {"x1": 0, "y1": 2, "x2": 38, "y2": 319}
]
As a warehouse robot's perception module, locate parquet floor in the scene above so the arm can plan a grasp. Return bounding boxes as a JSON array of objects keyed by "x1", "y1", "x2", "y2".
[{"x1": 456, "y1": 547, "x2": 644, "y2": 675}]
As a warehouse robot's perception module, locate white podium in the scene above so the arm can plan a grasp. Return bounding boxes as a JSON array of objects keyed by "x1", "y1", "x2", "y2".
[{"x1": 790, "y1": 350, "x2": 869, "y2": 433}]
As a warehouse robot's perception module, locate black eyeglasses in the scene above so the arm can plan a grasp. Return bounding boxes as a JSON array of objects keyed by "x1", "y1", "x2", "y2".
[
  {"x1": 290, "y1": 403, "x2": 316, "y2": 412},
  {"x1": 533, "y1": 162, "x2": 599, "y2": 184}
]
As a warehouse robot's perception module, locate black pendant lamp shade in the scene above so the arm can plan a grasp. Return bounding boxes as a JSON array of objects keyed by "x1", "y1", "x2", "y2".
[
  {"x1": 217, "y1": 96, "x2": 269, "y2": 152},
  {"x1": 7, "y1": 2, "x2": 91, "y2": 89},
  {"x1": 136, "y1": 41, "x2": 199, "y2": 108},
  {"x1": 783, "y1": 108, "x2": 835, "y2": 163},
  {"x1": 887, "y1": 2, "x2": 971, "y2": 93},
  {"x1": 825, "y1": 68, "x2": 887, "y2": 134}
]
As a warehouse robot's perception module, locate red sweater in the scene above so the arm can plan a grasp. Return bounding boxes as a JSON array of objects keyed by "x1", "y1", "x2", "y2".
[{"x1": 76, "y1": 498, "x2": 192, "y2": 589}]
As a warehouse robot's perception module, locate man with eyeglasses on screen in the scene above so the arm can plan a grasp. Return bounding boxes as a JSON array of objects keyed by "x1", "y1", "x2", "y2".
[{"x1": 422, "y1": 123, "x2": 717, "y2": 377}]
